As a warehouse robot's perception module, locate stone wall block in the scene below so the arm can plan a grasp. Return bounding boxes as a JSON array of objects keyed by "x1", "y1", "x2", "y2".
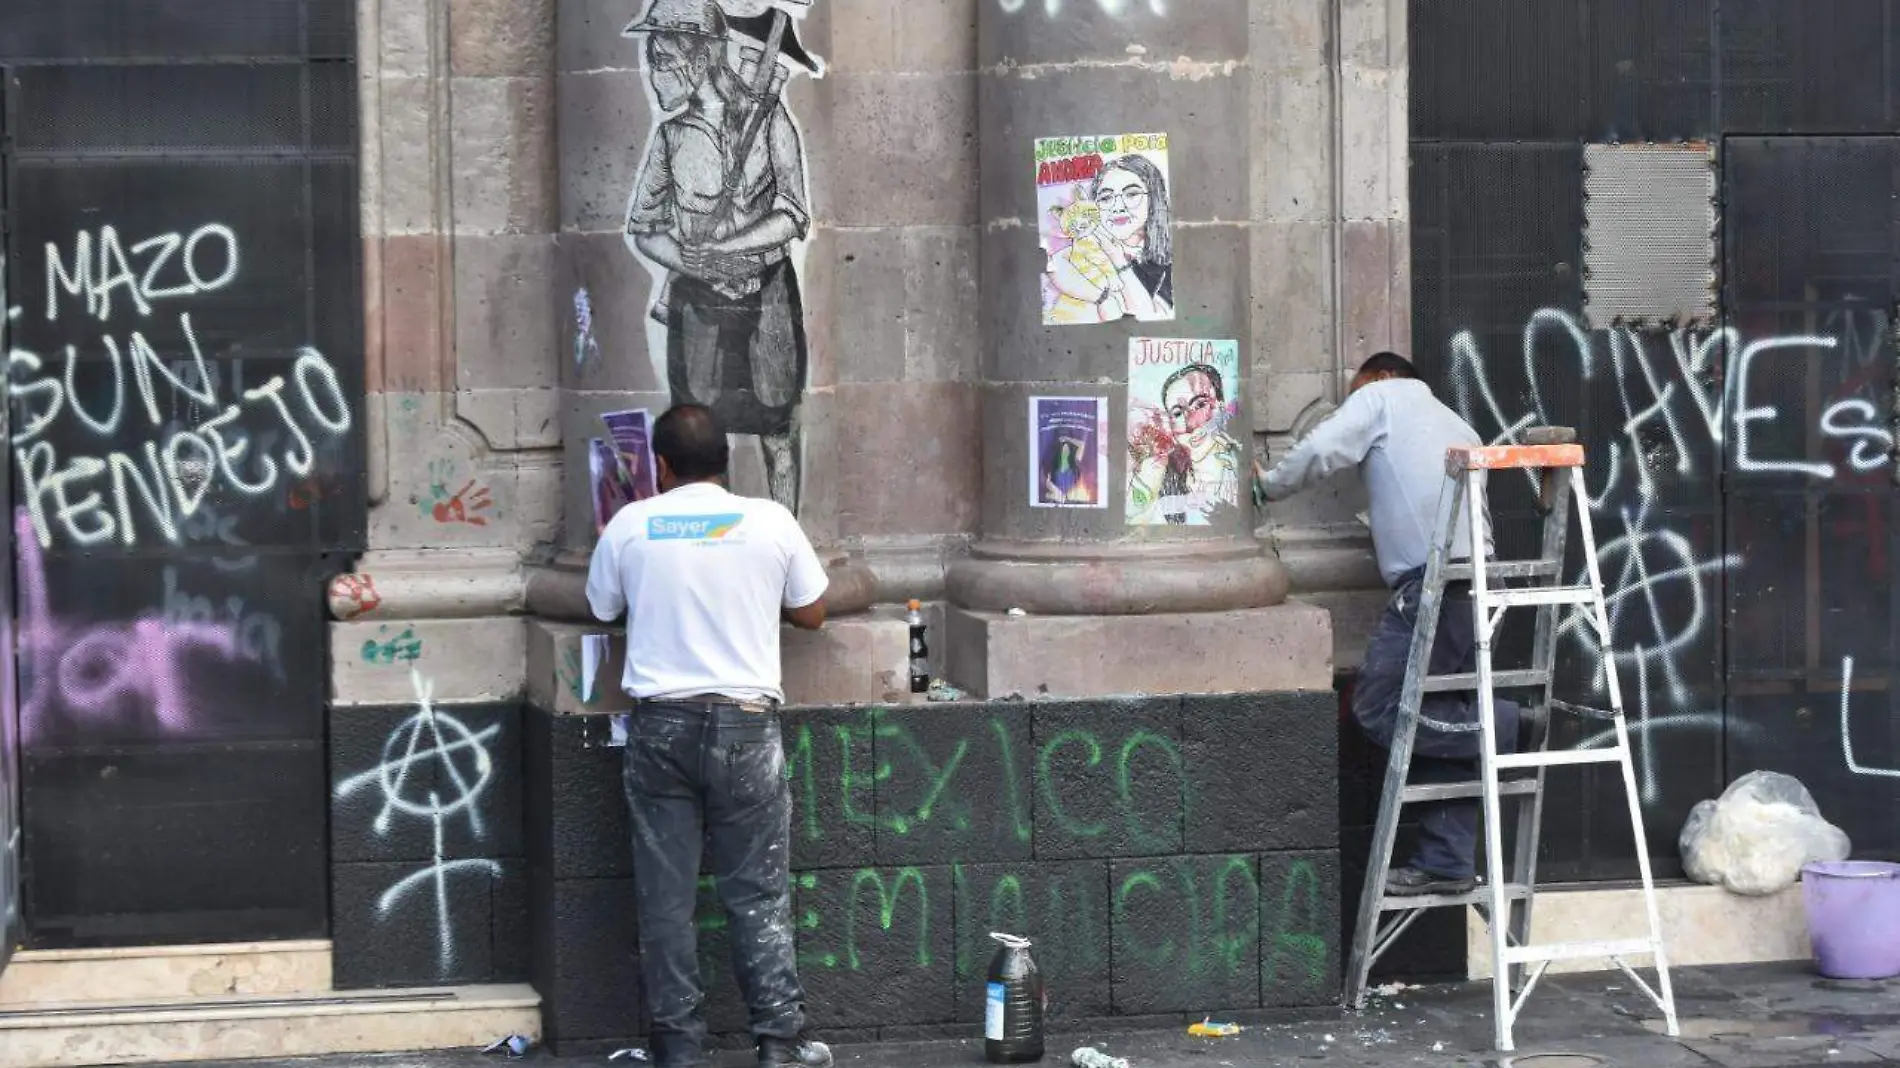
[
  {"x1": 558, "y1": 70, "x2": 653, "y2": 234},
  {"x1": 823, "y1": 73, "x2": 978, "y2": 228},
  {"x1": 451, "y1": 75, "x2": 559, "y2": 235},
  {"x1": 451, "y1": 0, "x2": 554, "y2": 77},
  {"x1": 455, "y1": 234, "x2": 561, "y2": 391}
]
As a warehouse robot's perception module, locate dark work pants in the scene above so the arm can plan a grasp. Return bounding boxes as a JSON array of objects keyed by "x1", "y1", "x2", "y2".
[
  {"x1": 623, "y1": 702, "x2": 805, "y2": 1066},
  {"x1": 1353, "y1": 566, "x2": 1521, "y2": 879}
]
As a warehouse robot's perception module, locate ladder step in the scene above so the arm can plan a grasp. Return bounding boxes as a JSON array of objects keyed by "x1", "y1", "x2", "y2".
[
  {"x1": 1422, "y1": 668, "x2": 1548, "y2": 692},
  {"x1": 1502, "y1": 938, "x2": 1659, "y2": 966},
  {"x1": 1379, "y1": 882, "x2": 1533, "y2": 912},
  {"x1": 1401, "y1": 779, "x2": 1540, "y2": 803},
  {"x1": 1443, "y1": 559, "x2": 1564, "y2": 582},
  {"x1": 1550, "y1": 699, "x2": 1619, "y2": 721},
  {"x1": 1484, "y1": 586, "x2": 1599, "y2": 608},
  {"x1": 1494, "y1": 748, "x2": 1624, "y2": 770}
]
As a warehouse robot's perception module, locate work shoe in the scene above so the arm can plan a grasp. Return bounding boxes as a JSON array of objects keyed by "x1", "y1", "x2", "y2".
[
  {"x1": 758, "y1": 1034, "x2": 833, "y2": 1067},
  {"x1": 1386, "y1": 865, "x2": 1476, "y2": 897}
]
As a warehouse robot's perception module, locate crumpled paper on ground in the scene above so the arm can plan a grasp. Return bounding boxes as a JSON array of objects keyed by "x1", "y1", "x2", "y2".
[{"x1": 1680, "y1": 770, "x2": 1851, "y2": 895}]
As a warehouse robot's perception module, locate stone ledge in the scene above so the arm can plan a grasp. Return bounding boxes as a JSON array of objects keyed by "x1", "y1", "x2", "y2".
[
  {"x1": 945, "y1": 601, "x2": 1334, "y2": 699},
  {"x1": 327, "y1": 549, "x2": 526, "y2": 621},
  {"x1": 0, "y1": 985, "x2": 539, "y2": 1068},
  {"x1": 1465, "y1": 882, "x2": 1810, "y2": 980},
  {"x1": 0, "y1": 942, "x2": 331, "y2": 1008},
  {"x1": 948, "y1": 539, "x2": 1291, "y2": 617},
  {"x1": 524, "y1": 611, "x2": 919, "y2": 711},
  {"x1": 523, "y1": 552, "x2": 878, "y2": 624},
  {"x1": 331, "y1": 617, "x2": 527, "y2": 706}
]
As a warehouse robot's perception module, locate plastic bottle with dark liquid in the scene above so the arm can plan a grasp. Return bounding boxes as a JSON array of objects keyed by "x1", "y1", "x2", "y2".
[
  {"x1": 907, "y1": 599, "x2": 929, "y2": 694},
  {"x1": 983, "y1": 932, "x2": 1045, "y2": 1063}
]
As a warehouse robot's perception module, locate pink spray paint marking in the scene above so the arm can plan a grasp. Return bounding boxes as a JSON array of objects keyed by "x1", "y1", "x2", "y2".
[{"x1": 15, "y1": 508, "x2": 247, "y2": 743}]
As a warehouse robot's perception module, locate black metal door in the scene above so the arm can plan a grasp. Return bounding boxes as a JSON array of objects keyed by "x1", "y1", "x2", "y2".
[
  {"x1": 0, "y1": 1, "x2": 364, "y2": 947},
  {"x1": 1721, "y1": 136, "x2": 1900, "y2": 857},
  {"x1": 0, "y1": 68, "x2": 17, "y2": 971}
]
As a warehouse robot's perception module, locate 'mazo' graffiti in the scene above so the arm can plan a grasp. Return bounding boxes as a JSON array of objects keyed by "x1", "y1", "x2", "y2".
[{"x1": 8, "y1": 224, "x2": 354, "y2": 549}]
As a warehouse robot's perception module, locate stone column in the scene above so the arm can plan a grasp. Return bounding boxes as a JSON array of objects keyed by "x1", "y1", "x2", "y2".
[
  {"x1": 523, "y1": 0, "x2": 885, "y2": 705},
  {"x1": 1248, "y1": 0, "x2": 1410, "y2": 670},
  {"x1": 946, "y1": 0, "x2": 1328, "y2": 699}
]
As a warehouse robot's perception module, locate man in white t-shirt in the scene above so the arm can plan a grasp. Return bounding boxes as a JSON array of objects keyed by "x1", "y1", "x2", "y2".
[{"x1": 586, "y1": 404, "x2": 831, "y2": 1068}]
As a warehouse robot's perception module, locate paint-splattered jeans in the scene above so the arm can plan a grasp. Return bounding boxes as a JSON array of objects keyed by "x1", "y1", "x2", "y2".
[
  {"x1": 1354, "y1": 566, "x2": 1521, "y2": 880},
  {"x1": 623, "y1": 702, "x2": 806, "y2": 1067}
]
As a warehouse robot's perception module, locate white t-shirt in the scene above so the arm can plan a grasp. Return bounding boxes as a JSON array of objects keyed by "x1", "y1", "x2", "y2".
[{"x1": 585, "y1": 482, "x2": 829, "y2": 703}]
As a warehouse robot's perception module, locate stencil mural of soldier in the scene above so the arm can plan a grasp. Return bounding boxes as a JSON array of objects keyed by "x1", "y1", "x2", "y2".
[{"x1": 623, "y1": 0, "x2": 824, "y2": 514}]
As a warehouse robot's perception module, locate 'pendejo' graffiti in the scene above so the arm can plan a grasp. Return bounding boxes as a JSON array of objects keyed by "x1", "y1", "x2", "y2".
[
  {"x1": 8, "y1": 223, "x2": 354, "y2": 550},
  {"x1": 622, "y1": 0, "x2": 824, "y2": 514}
]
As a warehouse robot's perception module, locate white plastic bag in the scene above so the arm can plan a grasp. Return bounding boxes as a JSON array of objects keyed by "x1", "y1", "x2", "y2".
[{"x1": 1680, "y1": 770, "x2": 1851, "y2": 896}]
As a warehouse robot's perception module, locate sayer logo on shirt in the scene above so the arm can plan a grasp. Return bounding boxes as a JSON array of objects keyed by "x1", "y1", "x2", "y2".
[{"x1": 648, "y1": 513, "x2": 745, "y2": 541}]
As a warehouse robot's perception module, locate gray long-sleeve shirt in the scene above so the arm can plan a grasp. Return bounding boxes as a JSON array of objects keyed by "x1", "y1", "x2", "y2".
[{"x1": 1259, "y1": 377, "x2": 1492, "y2": 587}]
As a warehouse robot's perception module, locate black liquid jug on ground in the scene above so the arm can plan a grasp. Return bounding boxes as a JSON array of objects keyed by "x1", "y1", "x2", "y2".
[{"x1": 983, "y1": 932, "x2": 1045, "y2": 1063}]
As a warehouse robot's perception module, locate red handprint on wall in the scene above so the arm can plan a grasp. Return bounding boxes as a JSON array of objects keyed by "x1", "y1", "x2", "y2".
[
  {"x1": 432, "y1": 481, "x2": 493, "y2": 526},
  {"x1": 420, "y1": 459, "x2": 496, "y2": 528}
]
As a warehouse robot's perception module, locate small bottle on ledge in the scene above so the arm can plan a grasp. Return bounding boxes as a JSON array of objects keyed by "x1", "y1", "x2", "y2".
[{"x1": 907, "y1": 599, "x2": 929, "y2": 694}]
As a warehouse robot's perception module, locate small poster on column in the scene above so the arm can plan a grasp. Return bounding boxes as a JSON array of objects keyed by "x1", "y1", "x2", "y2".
[
  {"x1": 600, "y1": 409, "x2": 659, "y2": 502},
  {"x1": 1029, "y1": 396, "x2": 1110, "y2": 508},
  {"x1": 591, "y1": 408, "x2": 659, "y2": 533},
  {"x1": 1035, "y1": 132, "x2": 1175, "y2": 326},
  {"x1": 1125, "y1": 338, "x2": 1243, "y2": 527}
]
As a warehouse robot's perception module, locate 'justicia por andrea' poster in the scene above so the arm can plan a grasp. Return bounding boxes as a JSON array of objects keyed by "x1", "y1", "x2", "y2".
[{"x1": 1035, "y1": 132, "x2": 1174, "y2": 327}]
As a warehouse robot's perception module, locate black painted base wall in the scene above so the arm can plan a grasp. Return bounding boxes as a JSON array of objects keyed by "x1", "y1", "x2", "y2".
[
  {"x1": 328, "y1": 701, "x2": 529, "y2": 989},
  {"x1": 518, "y1": 693, "x2": 1343, "y2": 1053},
  {"x1": 1335, "y1": 673, "x2": 1468, "y2": 982},
  {"x1": 320, "y1": 682, "x2": 1477, "y2": 1050}
]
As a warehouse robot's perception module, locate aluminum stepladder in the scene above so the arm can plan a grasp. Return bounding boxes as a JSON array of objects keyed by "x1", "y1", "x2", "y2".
[{"x1": 1341, "y1": 427, "x2": 1679, "y2": 1051}]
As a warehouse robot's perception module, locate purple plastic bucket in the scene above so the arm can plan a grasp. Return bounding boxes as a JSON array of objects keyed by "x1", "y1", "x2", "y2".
[{"x1": 1802, "y1": 861, "x2": 1900, "y2": 980}]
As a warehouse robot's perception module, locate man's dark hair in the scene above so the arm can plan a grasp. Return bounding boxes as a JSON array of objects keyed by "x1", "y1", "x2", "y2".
[
  {"x1": 652, "y1": 404, "x2": 729, "y2": 481},
  {"x1": 1161, "y1": 362, "x2": 1225, "y2": 401},
  {"x1": 1358, "y1": 351, "x2": 1420, "y2": 379}
]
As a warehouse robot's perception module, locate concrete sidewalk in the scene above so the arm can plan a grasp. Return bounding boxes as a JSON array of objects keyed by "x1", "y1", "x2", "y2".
[{"x1": 203, "y1": 962, "x2": 1900, "y2": 1068}]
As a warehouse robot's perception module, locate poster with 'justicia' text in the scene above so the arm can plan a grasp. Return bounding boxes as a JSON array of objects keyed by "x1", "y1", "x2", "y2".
[{"x1": 1126, "y1": 338, "x2": 1241, "y2": 527}]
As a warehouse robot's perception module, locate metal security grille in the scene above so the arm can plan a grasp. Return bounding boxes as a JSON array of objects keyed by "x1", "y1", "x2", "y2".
[
  {"x1": 1413, "y1": 142, "x2": 1726, "y2": 884},
  {"x1": 1722, "y1": 136, "x2": 1900, "y2": 858},
  {"x1": 1, "y1": 1, "x2": 363, "y2": 948},
  {"x1": 1411, "y1": 0, "x2": 1900, "y2": 886},
  {"x1": 1582, "y1": 142, "x2": 1717, "y2": 330},
  {"x1": 0, "y1": 0, "x2": 353, "y2": 61}
]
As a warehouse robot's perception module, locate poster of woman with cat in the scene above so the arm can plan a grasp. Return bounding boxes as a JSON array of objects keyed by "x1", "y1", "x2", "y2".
[{"x1": 1035, "y1": 132, "x2": 1174, "y2": 326}]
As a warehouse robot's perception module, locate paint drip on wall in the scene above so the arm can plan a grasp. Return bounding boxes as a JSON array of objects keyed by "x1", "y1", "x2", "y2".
[
  {"x1": 1125, "y1": 338, "x2": 1241, "y2": 526},
  {"x1": 1036, "y1": 132, "x2": 1174, "y2": 326},
  {"x1": 1028, "y1": 396, "x2": 1109, "y2": 508},
  {"x1": 574, "y1": 288, "x2": 602, "y2": 370}
]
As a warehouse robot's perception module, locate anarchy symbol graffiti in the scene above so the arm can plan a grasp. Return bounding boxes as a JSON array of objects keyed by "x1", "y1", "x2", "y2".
[{"x1": 334, "y1": 670, "x2": 503, "y2": 975}]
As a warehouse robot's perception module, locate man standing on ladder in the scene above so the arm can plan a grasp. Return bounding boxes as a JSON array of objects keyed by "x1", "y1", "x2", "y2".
[{"x1": 1256, "y1": 351, "x2": 1522, "y2": 897}]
